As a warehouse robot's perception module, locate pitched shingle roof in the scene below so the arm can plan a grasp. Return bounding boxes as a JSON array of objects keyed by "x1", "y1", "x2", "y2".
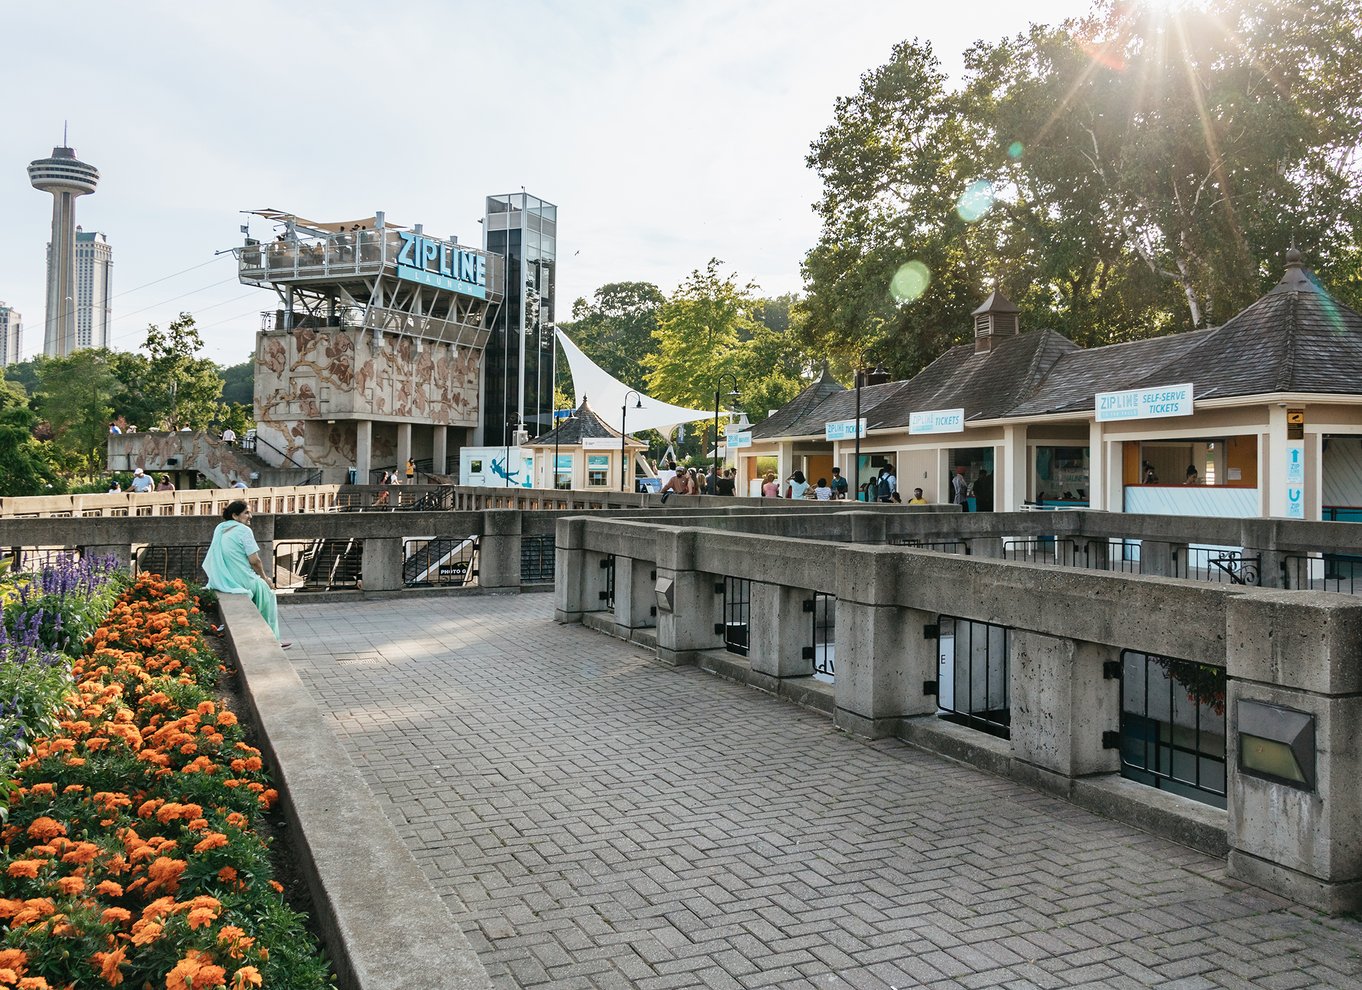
[
  {"x1": 530, "y1": 398, "x2": 641, "y2": 446},
  {"x1": 750, "y1": 365, "x2": 846, "y2": 439}
]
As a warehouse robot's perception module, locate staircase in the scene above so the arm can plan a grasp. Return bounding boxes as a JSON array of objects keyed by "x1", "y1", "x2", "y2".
[{"x1": 403, "y1": 537, "x2": 477, "y2": 587}]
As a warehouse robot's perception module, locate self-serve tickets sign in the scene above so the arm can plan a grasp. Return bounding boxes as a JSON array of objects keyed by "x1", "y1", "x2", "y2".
[
  {"x1": 1095, "y1": 384, "x2": 1194, "y2": 422},
  {"x1": 909, "y1": 408, "x2": 965, "y2": 434}
]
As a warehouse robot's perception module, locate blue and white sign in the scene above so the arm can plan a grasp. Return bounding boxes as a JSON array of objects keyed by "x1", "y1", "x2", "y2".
[
  {"x1": 909, "y1": 408, "x2": 965, "y2": 435},
  {"x1": 726, "y1": 431, "x2": 752, "y2": 449},
  {"x1": 1285, "y1": 440, "x2": 1305, "y2": 519},
  {"x1": 1095, "y1": 384, "x2": 1194, "y2": 422},
  {"x1": 555, "y1": 454, "x2": 573, "y2": 473},
  {"x1": 395, "y1": 231, "x2": 487, "y2": 299},
  {"x1": 825, "y1": 419, "x2": 866, "y2": 441}
]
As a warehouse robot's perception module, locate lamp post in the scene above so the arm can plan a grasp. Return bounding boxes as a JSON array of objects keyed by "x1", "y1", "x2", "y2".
[
  {"x1": 852, "y1": 364, "x2": 889, "y2": 501},
  {"x1": 621, "y1": 390, "x2": 643, "y2": 491},
  {"x1": 712, "y1": 374, "x2": 741, "y2": 480}
]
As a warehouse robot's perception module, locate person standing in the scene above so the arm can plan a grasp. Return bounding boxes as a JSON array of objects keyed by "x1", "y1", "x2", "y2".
[
  {"x1": 882, "y1": 464, "x2": 897, "y2": 502},
  {"x1": 829, "y1": 466, "x2": 849, "y2": 500},
  {"x1": 908, "y1": 487, "x2": 927, "y2": 504},
  {"x1": 952, "y1": 467, "x2": 969, "y2": 510},
  {"x1": 129, "y1": 468, "x2": 153, "y2": 493},
  {"x1": 785, "y1": 470, "x2": 810, "y2": 500},
  {"x1": 202, "y1": 500, "x2": 289, "y2": 648},
  {"x1": 714, "y1": 468, "x2": 736, "y2": 496},
  {"x1": 221, "y1": 426, "x2": 237, "y2": 445},
  {"x1": 405, "y1": 458, "x2": 416, "y2": 483},
  {"x1": 973, "y1": 467, "x2": 993, "y2": 512},
  {"x1": 761, "y1": 472, "x2": 779, "y2": 498},
  {"x1": 156, "y1": 475, "x2": 176, "y2": 493}
]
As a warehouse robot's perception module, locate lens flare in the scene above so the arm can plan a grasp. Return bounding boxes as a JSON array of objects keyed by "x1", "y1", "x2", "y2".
[
  {"x1": 890, "y1": 261, "x2": 931, "y2": 303},
  {"x1": 955, "y1": 180, "x2": 995, "y2": 223},
  {"x1": 1008, "y1": 141, "x2": 1024, "y2": 160}
]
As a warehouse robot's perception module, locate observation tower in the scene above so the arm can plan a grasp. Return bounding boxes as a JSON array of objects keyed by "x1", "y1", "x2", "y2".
[{"x1": 28, "y1": 140, "x2": 100, "y2": 358}]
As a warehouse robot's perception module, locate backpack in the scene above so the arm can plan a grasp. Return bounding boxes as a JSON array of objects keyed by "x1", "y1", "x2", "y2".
[{"x1": 876, "y1": 475, "x2": 891, "y2": 500}]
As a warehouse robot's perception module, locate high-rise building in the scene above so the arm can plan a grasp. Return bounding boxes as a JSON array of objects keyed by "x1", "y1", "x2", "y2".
[
  {"x1": 74, "y1": 228, "x2": 112, "y2": 350},
  {"x1": 28, "y1": 142, "x2": 100, "y2": 358},
  {"x1": 482, "y1": 192, "x2": 557, "y2": 445},
  {"x1": 0, "y1": 303, "x2": 21, "y2": 366}
]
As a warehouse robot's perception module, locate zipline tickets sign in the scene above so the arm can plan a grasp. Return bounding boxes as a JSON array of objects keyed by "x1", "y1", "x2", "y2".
[{"x1": 1095, "y1": 384, "x2": 1194, "y2": 422}]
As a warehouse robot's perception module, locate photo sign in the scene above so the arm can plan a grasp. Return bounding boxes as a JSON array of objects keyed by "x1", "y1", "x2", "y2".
[
  {"x1": 1095, "y1": 383, "x2": 1194, "y2": 422},
  {"x1": 909, "y1": 408, "x2": 965, "y2": 435},
  {"x1": 825, "y1": 418, "x2": 866, "y2": 441}
]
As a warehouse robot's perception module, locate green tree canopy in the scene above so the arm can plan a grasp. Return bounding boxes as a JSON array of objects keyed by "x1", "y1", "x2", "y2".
[
  {"x1": 801, "y1": 0, "x2": 1362, "y2": 377},
  {"x1": 34, "y1": 350, "x2": 119, "y2": 479},
  {"x1": 564, "y1": 282, "x2": 665, "y2": 389},
  {"x1": 143, "y1": 313, "x2": 227, "y2": 430}
]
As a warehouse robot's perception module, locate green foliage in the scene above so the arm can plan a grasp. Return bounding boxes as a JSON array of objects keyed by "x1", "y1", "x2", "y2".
[
  {"x1": 34, "y1": 349, "x2": 120, "y2": 479},
  {"x1": 144, "y1": 313, "x2": 228, "y2": 430},
  {"x1": 220, "y1": 355, "x2": 255, "y2": 406},
  {"x1": 801, "y1": 1, "x2": 1362, "y2": 376},
  {"x1": 0, "y1": 399, "x2": 66, "y2": 498},
  {"x1": 564, "y1": 282, "x2": 665, "y2": 388}
]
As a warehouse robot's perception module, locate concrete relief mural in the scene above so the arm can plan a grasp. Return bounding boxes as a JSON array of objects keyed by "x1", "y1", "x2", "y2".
[{"x1": 254, "y1": 327, "x2": 482, "y2": 474}]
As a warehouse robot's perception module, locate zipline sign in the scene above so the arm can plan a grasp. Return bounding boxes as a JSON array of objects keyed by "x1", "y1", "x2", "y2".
[
  {"x1": 909, "y1": 408, "x2": 965, "y2": 434},
  {"x1": 825, "y1": 418, "x2": 866, "y2": 441},
  {"x1": 725, "y1": 431, "x2": 752, "y2": 449},
  {"x1": 1095, "y1": 384, "x2": 1194, "y2": 422}
]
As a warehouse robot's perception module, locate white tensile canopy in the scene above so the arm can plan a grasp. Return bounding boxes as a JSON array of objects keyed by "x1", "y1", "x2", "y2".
[{"x1": 555, "y1": 328, "x2": 713, "y2": 435}]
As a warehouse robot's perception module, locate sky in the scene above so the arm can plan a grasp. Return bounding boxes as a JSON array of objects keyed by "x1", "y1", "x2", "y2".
[{"x1": 1, "y1": 0, "x2": 1093, "y2": 367}]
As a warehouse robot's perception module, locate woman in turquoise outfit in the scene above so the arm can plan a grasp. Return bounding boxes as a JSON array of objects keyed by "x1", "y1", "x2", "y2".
[{"x1": 202, "y1": 500, "x2": 289, "y2": 647}]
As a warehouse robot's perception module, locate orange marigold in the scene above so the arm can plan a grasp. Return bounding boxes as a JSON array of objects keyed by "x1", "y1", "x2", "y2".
[
  {"x1": 93, "y1": 943, "x2": 127, "y2": 986},
  {"x1": 94, "y1": 880, "x2": 124, "y2": 897},
  {"x1": 7, "y1": 860, "x2": 47, "y2": 880},
  {"x1": 145, "y1": 857, "x2": 188, "y2": 894},
  {"x1": 26, "y1": 817, "x2": 67, "y2": 842},
  {"x1": 231, "y1": 966, "x2": 263, "y2": 989},
  {"x1": 54, "y1": 876, "x2": 85, "y2": 896},
  {"x1": 100, "y1": 906, "x2": 132, "y2": 926}
]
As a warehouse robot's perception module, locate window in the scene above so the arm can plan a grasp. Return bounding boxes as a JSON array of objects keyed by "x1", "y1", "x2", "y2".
[{"x1": 587, "y1": 453, "x2": 609, "y2": 487}]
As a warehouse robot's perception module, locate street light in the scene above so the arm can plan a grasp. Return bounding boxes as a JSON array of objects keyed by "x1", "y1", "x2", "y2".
[
  {"x1": 552, "y1": 406, "x2": 576, "y2": 490},
  {"x1": 712, "y1": 374, "x2": 741, "y2": 480},
  {"x1": 621, "y1": 390, "x2": 643, "y2": 491},
  {"x1": 853, "y1": 364, "x2": 889, "y2": 501}
]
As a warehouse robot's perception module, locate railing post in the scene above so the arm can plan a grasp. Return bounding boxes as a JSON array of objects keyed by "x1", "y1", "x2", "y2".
[
  {"x1": 653, "y1": 529, "x2": 722, "y2": 667},
  {"x1": 360, "y1": 537, "x2": 404, "y2": 592},
  {"x1": 747, "y1": 583, "x2": 814, "y2": 686},
  {"x1": 968, "y1": 535, "x2": 1004, "y2": 558},
  {"x1": 613, "y1": 556, "x2": 656, "y2": 632},
  {"x1": 477, "y1": 510, "x2": 522, "y2": 590},
  {"x1": 1226, "y1": 592, "x2": 1362, "y2": 913},
  {"x1": 1010, "y1": 632, "x2": 1120, "y2": 785},
  {"x1": 554, "y1": 519, "x2": 595, "y2": 623},
  {"x1": 1139, "y1": 540, "x2": 1178, "y2": 577}
]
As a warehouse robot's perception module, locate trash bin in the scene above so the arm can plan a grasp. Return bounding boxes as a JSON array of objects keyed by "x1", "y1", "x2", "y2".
[{"x1": 346, "y1": 466, "x2": 358, "y2": 485}]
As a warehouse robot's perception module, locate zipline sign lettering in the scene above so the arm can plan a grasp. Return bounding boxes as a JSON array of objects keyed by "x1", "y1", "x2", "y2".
[
  {"x1": 1095, "y1": 384, "x2": 1194, "y2": 421},
  {"x1": 825, "y1": 419, "x2": 866, "y2": 441}
]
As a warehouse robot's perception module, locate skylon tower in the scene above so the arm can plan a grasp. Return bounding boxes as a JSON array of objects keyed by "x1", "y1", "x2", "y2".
[{"x1": 28, "y1": 138, "x2": 100, "y2": 357}]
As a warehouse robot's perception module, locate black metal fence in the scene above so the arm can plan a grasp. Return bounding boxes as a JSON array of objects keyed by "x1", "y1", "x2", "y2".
[
  {"x1": 1282, "y1": 552, "x2": 1362, "y2": 594},
  {"x1": 888, "y1": 537, "x2": 970, "y2": 554},
  {"x1": 134, "y1": 545, "x2": 210, "y2": 582},
  {"x1": 719, "y1": 576, "x2": 750, "y2": 656},
  {"x1": 1002, "y1": 537, "x2": 1080, "y2": 567},
  {"x1": 806, "y1": 593, "x2": 835, "y2": 678},
  {"x1": 403, "y1": 537, "x2": 477, "y2": 587},
  {"x1": 599, "y1": 554, "x2": 616, "y2": 610},
  {"x1": 1117, "y1": 650, "x2": 1227, "y2": 808},
  {"x1": 934, "y1": 616, "x2": 1010, "y2": 738},
  {"x1": 1173, "y1": 546, "x2": 1261, "y2": 585},
  {"x1": 520, "y1": 535, "x2": 555, "y2": 584},
  {"x1": 274, "y1": 539, "x2": 361, "y2": 591}
]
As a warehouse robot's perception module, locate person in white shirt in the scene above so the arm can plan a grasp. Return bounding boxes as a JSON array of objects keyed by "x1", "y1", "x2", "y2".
[
  {"x1": 221, "y1": 427, "x2": 237, "y2": 445},
  {"x1": 129, "y1": 468, "x2": 154, "y2": 493},
  {"x1": 813, "y1": 478, "x2": 833, "y2": 501}
]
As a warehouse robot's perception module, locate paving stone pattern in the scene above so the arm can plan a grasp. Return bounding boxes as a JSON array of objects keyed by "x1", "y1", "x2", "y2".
[{"x1": 281, "y1": 597, "x2": 1362, "y2": 990}]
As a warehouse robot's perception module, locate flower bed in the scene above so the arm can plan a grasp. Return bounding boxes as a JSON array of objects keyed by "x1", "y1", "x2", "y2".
[{"x1": 1, "y1": 573, "x2": 333, "y2": 990}]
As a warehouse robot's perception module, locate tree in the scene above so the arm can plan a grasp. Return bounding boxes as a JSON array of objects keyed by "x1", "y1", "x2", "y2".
[
  {"x1": 34, "y1": 350, "x2": 119, "y2": 479},
  {"x1": 142, "y1": 313, "x2": 227, "y2": 430},
  {"x1": 644, "y1": 260, "x2": 765, "y2": 410},
  {"x1": 563, "y1": 282, "x2": 665, "y2": 388},
  {"x1": 220, "y1": 356, "x2": 254, "y2": 407},
  {"x1": 0, "y1": 379, "x2": 64, "y2": 496}
]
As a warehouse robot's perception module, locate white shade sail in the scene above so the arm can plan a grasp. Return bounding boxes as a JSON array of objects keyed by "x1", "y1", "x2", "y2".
[{"x1": 555, "y1": 328, "x2": 714, "y2": 435}]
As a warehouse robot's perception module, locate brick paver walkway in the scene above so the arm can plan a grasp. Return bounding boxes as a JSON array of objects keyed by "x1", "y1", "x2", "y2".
[{"x1": 282, "y1": 595, "x2": 1362, "y2": 990}]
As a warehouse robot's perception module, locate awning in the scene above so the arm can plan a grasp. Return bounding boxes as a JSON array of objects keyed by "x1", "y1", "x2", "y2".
[
  {"x1": 556, "y1": 328, "x2": 713, "y2": 436},
  {"x1": 243, "y1": 209, "x2": 404, "y2": 235}
]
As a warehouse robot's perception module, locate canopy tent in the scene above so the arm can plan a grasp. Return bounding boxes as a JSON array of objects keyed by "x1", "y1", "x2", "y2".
[
  {"x1": 242, "y1": 209, "x2": 404, "y2": 236},
  {"x1": 555, "y1": 328, "x2": 713, "y2": 436}
]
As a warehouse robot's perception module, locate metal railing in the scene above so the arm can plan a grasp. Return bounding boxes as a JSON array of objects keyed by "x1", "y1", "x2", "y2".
[
  {"x1": 1117, "y1": 650, "x2": 1227, "y2": 808},
  {"x1": 520, "y1": 535, "x2": 555, "y2": 584},
  {"x1": 888, "y1": 537, "x2": 970, "y2": 554},
  {"x1": 934, "y1": 616, "x2": 1010, "y2": 738},
  {"x1": 275, "y1": 539, "x2": 361, "y2": 591},
  {"x1": 1002, "y1": 537, "x2": 1082, "y2": 567},
  {"x1": 807, "y1": 593, "x2": 835, "y2": 679},
  {"x1": 1173, "y1": 546, "x2": 1262, "y2": 585},
  {"x1": 135, "y1": 544, "x2": 210, "y2": 581},
  {"x1": 720, "y1": 576, "x2": 750, "y2": 657},
  {"x1": 599, "y1": 554, "x2": 616, "y2": 610},
  {"x1": 403, "y1": 537, "x2": 477, "y2": 587},
  {"x1": 1282, "y1": 552, "x2": 1362, "y2": 594}
]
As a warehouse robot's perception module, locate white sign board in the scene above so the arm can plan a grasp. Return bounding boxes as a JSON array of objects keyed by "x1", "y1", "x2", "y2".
[
  {"x1": 581, "y1": 437, "x2": 620, "y2": 450},
  {"x1": 825, "y1": 418, "x2": 866, "y2": 441},
  {"x1": 909, "y1": 408, "x2": 965, "y2": 435},
  {"x1": 1285, "y1": 440, "x2": 1305, "y2": 519},
  {"x1": 1095, "y1": 383, "x2": 1194, "y2": 422},
  {"x1": 726, "y1": 431, "x2": 752, "y2": 449}
]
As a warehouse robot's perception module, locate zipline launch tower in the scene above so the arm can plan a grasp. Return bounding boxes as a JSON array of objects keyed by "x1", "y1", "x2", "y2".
[
  {"x1": 238, "y1": 210, "x2": 504, "y2": 482},
  {"x1": 29, "y1": 141, "x2": 100, "y2": 358}
]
